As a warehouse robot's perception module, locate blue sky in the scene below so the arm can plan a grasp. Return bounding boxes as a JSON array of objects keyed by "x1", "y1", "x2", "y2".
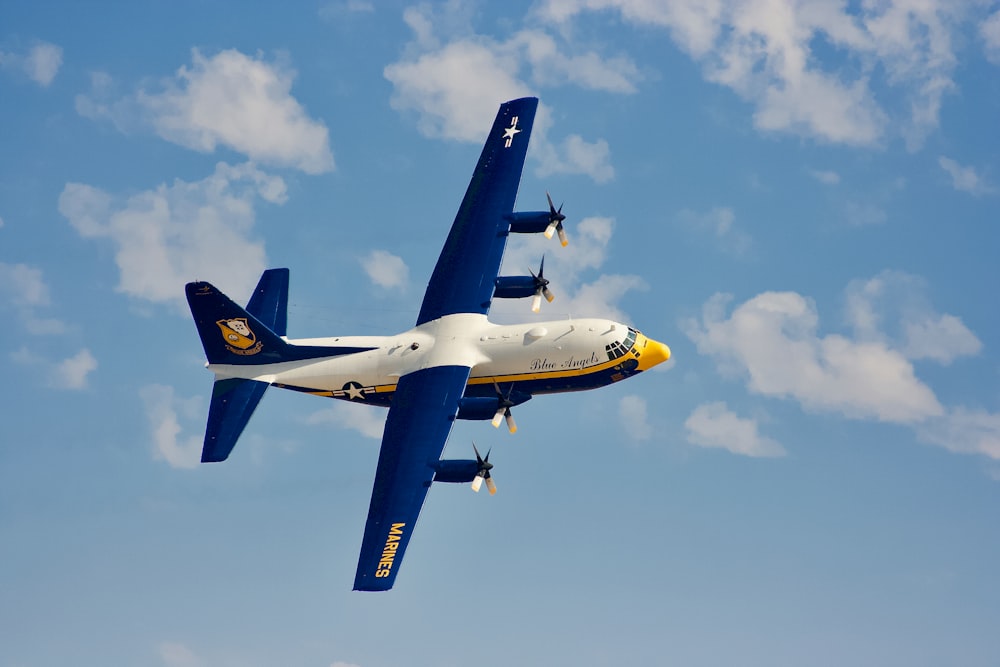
[{"x1": 2, "y1": 1, "x2": 999, "y2": 665}]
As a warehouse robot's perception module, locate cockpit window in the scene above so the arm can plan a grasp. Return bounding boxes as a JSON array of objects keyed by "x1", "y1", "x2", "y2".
[{"x1": 606, "y1": 328, "x2": 639, "y2": 361}]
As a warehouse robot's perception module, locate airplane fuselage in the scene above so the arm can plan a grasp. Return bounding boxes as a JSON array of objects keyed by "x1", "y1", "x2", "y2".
[{"x1": 208, "y1": 314, "x2": 670, "y2": 408}]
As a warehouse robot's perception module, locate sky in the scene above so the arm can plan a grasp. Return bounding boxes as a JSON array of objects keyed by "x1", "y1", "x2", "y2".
[{"x1": 2, "y1": 1, "x2": 999, "y2": 665}]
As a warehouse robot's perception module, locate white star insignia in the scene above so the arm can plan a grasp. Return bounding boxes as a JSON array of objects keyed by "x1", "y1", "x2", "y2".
[
  {"x1": 503, "y1": 116, "x2": 521, "y2": 148},
  {"x1": 344, "y1": 382, "x2": 366, "y2": 400}
]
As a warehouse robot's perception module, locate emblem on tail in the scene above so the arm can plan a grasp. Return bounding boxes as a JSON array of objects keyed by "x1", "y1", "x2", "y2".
[{"x1": 216, "y1": 318, "x2": 261, "y2": 355}]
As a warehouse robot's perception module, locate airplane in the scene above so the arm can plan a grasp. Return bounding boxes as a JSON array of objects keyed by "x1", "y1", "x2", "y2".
[{"x1": 185, "y1": 97, "x2": 671, "y2": 591}]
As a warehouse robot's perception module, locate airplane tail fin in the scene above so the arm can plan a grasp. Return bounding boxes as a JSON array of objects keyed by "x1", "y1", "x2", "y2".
[
  {"x1": 188, "y1": 269, "x2": 290, "y2": 462},
  {"x1": 186, "y1": 270, "x2": 294, "y2": 366}
]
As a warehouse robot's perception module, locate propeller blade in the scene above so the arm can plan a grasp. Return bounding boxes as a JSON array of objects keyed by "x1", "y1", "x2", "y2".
[
  {"x1": 557, "y1": 224, "x2": 568, "y2": 247},
  {"x1": 531, "y1": 291, "x2": 542, "y2": 313},
  {"x1": 542, "y1": 285, "x2": 555, "y2": 303},
  {"x1": 544, "y1": 222, "x2": 557, "y2": 239},
  {"x1": 504, "y1": 408, "x2": 517, "y2": 434},
  {"x1": 485, "y1": 476, "x2": 497, "y2": 495},
  {"x1": 492, "y1": 406, "x2": 505, "y2": 428},
  {"x1": 471, "y1": 475, "x2": 484, "y2": 493}
]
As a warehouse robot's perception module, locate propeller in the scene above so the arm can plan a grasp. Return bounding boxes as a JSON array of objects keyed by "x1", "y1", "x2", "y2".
[
  {"x1": 544, "y1": 192, "x2": 568, "y2": 247},
  {"x1": 491, "y1": 381, "x2": 518, "y2": 433},
  {"x1": 470, "y1": 443, "x2": 496, "y2": 495},
  {"x1": 528, "y1": 255, "x2": 555, "y2": 313}
]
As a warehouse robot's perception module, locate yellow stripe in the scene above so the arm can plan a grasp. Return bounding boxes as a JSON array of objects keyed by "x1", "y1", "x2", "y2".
[{"x1": 286, "y1": 350, "x2": 641, "y2": 397}]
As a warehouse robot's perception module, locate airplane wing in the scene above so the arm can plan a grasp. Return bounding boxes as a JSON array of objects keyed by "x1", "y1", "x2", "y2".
[
  {"x1": 415, "y1": 97, "x2": 539, "y2": 325},
  {"x1": 354, "y1": 97, "x2": 538, "y2": 591},
  {"x1": 353, "y1": 366, "x2": 470, "y2": 591}
]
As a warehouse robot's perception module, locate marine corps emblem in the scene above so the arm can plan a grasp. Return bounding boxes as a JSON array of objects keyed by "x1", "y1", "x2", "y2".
[{"x1": 217, "y1": 318, "x2": 262, "y2": 355}]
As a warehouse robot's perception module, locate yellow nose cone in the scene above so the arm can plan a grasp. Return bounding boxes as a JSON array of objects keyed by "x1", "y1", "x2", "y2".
[{"x1": 636, "y1": 335, "x2": 671, "y2": 371}]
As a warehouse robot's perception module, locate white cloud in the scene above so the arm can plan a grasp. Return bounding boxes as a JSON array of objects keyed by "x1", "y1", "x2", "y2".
[
  {"x1": 360, "y1": 250, "x2": 409, "y2": 289},
  {"x1": 845, "y1": 271, "x2": 981, "y2": 365},
  {"x1": 385, "y1": 39, "x2": 529, "y2": 142},
  {"x1": 939, "y1": 156, "x2": 994, "y2": 195},
  {"x1": 809, "y1": 169, "x2": 840, "y2": 185},
  {"x1": 537, "y1": 0, "x2": 973, "y2": 147},
  {"x1": 306, "y1": 401, "x2": 386, "y2": 440},
  {"x1": 59, "y1": 162, "x2": 282, "y2": 307},
  {"x1": 512, "y1": 29, "x2": 640, "y2": 93},
  {"x1": 0, "y1": 262, "x2": 51, "y2": 306},
  {"x1": 684, "y1": 291, "x2": 944, "y2": 424},
  {"x1": 685, "y1": 401, "x2": 785, "y2": 457},
  {"x1": 686, "y1": 278, "x2": 1000, "y2": 461},
  {"x1": 919, "y1": 408, "x2": 1000, "y2": 460},
  {"x1": 983, "y1": 10, "x2": 1000, "y2": 64},
  {"x1": 383, "y1": 9, "x2": 629, "y2": 182},
  {"x1": 77, "y1": 49, "x2": 333, "y2": 173},
  {"x1": 158, "y1": 642, "x2": 203, "y2": 667},
  {"x1": 141, "y1": 385, "x2": 202, "y2": 469},
  {"x1": 844, "y1": 200, "x2": 888, "y2": 226},
  {"x1": 319, "y1": 2, "x2": 374, "y2": 20},
  {"x1": 902, "y1": 315, "x2": 982, "y2": 365},
  {"x1": 0, "y1": 41, "x2": 62, "y2": 86},
  {"x1": 676, "y1": 206, "x2": 751, "y2": 255},
  {"x1": 26, "y1": 42, "x2": 63, "y2": 86},
  {"x1": 493, "y1": 216, "x2": 645, "y2": 322},
  {"x1": 619, "y1": 394, "x2": 652, "y2": 441},
  {"x1": 51, "y1": 349, "x2": 97, "y2": 390},
  {"x1": 534, "y1": 133, "x2": 615, "y2": 183},
  {"x1": 0, "y1": 262, "x2": 67, "y2": 334}
]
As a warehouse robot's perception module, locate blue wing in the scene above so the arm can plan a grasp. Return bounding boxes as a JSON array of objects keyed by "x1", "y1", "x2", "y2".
[
  {"x1": 415, "y1": 97, "x2": 538, "y2": 325},
  {"x1": 353, "y1": 366, "x2": 470, "y2": 591},
  {"x1": 354, "y1": 98, "x2": 538, "y2": 591}
]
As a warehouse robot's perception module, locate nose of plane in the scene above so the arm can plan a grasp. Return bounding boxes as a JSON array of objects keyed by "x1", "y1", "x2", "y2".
[{"x1": 636, "y1": 335, "x2": 671, "y2": 371}]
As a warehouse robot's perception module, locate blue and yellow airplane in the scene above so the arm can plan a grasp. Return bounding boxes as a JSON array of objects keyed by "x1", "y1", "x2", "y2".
[{"x1": 185, "y1": 97, "x2": 671, "y2": 591}]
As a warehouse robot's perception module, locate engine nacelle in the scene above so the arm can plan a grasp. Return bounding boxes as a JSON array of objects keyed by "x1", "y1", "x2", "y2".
[
  {"x1": 456, "y1": 393, "x2": 530, "y2": 422},
  {"x1": 505, "y1": 211, "x2": 551, "y2": 234},
  {"x1": 432, "y1": 459, "x2": 479, "y2": 483},
  {"x1": 493, "y1": 275, "x2": 538, "y2": 299}
]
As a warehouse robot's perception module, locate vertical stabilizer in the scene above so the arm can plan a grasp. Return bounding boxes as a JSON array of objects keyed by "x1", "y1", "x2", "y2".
[{"x1": 192, "y1": 269, "x2": 288, "y2": 462}]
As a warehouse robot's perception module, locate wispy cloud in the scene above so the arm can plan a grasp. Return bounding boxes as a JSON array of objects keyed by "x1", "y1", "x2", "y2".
[
  {"x1": 685, "y1": 402, "x2": 785, "y2": 458},
  {"x1": 809, "y1": 169, "x2": 841, "y2": 185},
  {"x1": 845, "y1": 270, "x2": 981, "y2": 365},
  {"x1": 939, "y1": 156, "x2": 994, "y2": 195},
  {"x1": 493, "y1": 216, "x2": 645, "y2": 322},
  {"x1": 981, "y1": 10, "x2": 1000, "y2": 64},
  {"x1": 141, "y1": 385, "x2": 203, "y2": 469},
  {"x1": 0, "y1": 262, "x2": 68, "y2": 334},
  {"x1": 360, "y1": 250, "x2": 409, "y2": 290},
  {"x1": 77, "y1": 49, "x2": 334, "y2": 173},
  {"x1": 676, "y1": 206, "x2": 752, "y2": 256},
  {"x1": 51, "y1": 349, "x2": 97, "y2": 390},
  {"x1": 158, "y1": 641, "x2": 203, "y2": 667},
  {"x1": 306, "y1": 401, "x2": 386, "y2": 440},
  {"x1": 686, "y1": 275, "x2": 998, "y2": 459},
  {"x1": 685, "y1": 291, "x2": 944, "y2": 424},
  {"x1": 537, "y1": 0, "x2": 976, "y2": 148},
  {"x1": 59, "y1": 162, "x2": 284, "y2": 307},
  {"x1": 0, "y1": 40, "x2": 63, "y2": 86},
  {"x1": 619, "y1": 394, "x2": 652, "y2": 441},
  {"x1": 383, "y1": 5, "x2": 636, "y2": 182}
]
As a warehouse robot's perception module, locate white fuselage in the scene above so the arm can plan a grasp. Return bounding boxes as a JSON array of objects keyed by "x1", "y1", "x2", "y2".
[{"x1": 207, "y1": 314, "x2": 655, "y2": 404}]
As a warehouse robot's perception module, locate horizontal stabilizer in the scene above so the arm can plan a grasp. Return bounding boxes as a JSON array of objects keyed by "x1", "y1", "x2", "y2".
[{"x1": 202, "y1": 378, "x2": 269, "y2": 463}]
